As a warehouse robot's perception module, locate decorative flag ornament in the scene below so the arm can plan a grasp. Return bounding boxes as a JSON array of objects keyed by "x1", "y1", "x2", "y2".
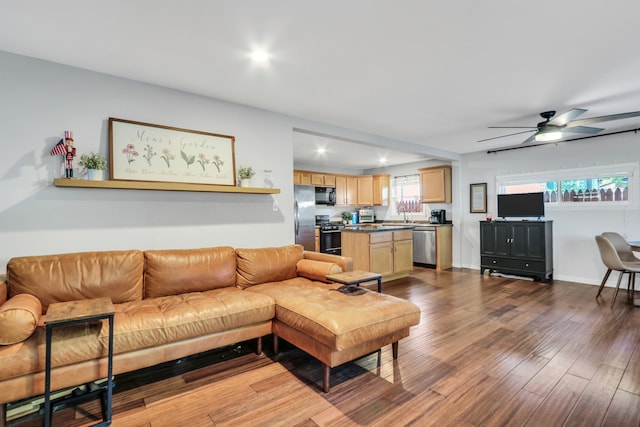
[
  {"x1": 50, "y1": 139, "x2": 66, "y2": 156},
  {"x1": 51, "y1": 130, "x2": 77, "y2": 178}
]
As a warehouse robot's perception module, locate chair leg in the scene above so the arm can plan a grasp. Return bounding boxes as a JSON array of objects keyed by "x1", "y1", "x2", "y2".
[
  {"x1": 596, "y1": 269, "x2": 612, "y2": 299},
  {"x1": 611, "y1": 271, "x2": 626, "y2": 307}
]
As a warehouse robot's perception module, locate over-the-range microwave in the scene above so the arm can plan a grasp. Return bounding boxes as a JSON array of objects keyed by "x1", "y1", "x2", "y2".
[{"x1": 315, "y1": 187, "x2": 336, "y2": 205}]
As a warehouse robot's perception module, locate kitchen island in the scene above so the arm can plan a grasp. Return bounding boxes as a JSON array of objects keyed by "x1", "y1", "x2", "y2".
[{"x1": 341, "y1": 225, "x2": 415, "y2": 283}]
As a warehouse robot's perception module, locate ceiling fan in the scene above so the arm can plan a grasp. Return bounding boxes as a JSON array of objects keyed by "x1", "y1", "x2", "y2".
[{"x1": 478, "y1": 108, "x2": 640, "y2": 144}]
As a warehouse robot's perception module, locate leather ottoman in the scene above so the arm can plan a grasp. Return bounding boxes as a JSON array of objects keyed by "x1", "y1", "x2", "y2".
[{"x1": 246, "y1": 278, "x2": 421, "y2": 391}]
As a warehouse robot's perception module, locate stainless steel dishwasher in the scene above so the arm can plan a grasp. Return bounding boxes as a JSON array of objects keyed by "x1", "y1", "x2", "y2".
[{"x1": 413, "y1": 226, "x2": 436, "y2": 265}]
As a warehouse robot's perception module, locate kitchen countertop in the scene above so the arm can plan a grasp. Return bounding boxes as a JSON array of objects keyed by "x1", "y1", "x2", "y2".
[{"x1": 342, "y1": 224, "x2": 417, "y2": 232}]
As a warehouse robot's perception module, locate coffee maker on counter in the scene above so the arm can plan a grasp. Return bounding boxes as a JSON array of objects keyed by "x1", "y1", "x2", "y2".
[{"x1": 429, "y1": 209, "x2": 446, "y2": 224}]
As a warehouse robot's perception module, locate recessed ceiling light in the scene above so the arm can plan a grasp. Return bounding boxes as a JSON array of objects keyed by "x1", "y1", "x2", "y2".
[
  {"x1": 317, "y1": 147, "x2": 327, "y2": 154},
  {"x1": 250, "y1": 50, "x2": 270, "y2": 63},
  {"x1": 379, "y1": 157, "x2": 388, "y2": 164}
]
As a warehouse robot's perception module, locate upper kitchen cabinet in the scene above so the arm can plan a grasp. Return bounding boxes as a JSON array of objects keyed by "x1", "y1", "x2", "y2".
[
  {"x1": 335, "y1": 175, "x2": 358, "y2": 205},
  {"x1": 419, "y1": 166, "x2": 451, "y2": 203},
  {"x1": 357, "y1": 175, "x2": 373, "y2": 205},
  {"x1": 293, "y1": 170, "x2": 311, "y2": 185},
  {"x1": 295, "y1": 170, "x2": 389, "y2": 206},
  {"x1": 373, "y1": 174, "x2": 390, "y2": 206},
  {"x1": 294, "y1": 170, "x2": 335, "y2": 187},
  {"x1": 311, "y1": 173, "x2": 335, "y2": 187}
]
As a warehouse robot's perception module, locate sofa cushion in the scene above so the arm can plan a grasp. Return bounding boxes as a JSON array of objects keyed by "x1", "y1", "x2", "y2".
[
  {"x1": 296, "y1": 259, "x2": 342, "y2": 283},
  {"x1": 7, "y1": 250, "x2": 144, "y2": 311},
  {"x1": 144, "y1": 247, "x2": 237, "y2": 298},
  {"x1": 103, "y1": 288, "x2": 275, "y2": 353},
  {"x1": 0, "y1": 294, "x2": 41, "y2": 345},
  {"x1": 235, "y1": 245, "x2": 304, "y2": 289},
  {"x1": 247, "y1": 278, "x2": 420, "y2": 351}
]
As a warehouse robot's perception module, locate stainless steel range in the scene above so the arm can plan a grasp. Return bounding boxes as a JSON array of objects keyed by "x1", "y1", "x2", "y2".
[{"x1": 315, "y1": 215, "x2": 345, "y2": 255}]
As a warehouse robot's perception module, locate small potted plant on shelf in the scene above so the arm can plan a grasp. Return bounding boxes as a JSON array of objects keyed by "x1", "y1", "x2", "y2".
[
  {"x1": 238, "y1": 166, "x2": 255, "y2": 187},
  {"x1": 342, "y1": 211, "x2": 353, "y2": 225},
  {"x1": 78, "y1": 152, "x2": 107, "y2": 181}
]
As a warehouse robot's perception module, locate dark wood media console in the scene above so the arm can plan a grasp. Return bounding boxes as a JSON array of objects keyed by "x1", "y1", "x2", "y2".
[{"x1": 479, "y1": 220, "x2": 553, "y2": 282}]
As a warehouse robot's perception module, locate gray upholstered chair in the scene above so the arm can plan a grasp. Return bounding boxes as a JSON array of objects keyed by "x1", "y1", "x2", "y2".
[
  {"x1": 595, "y1": 235, "x2": 640, "y2": 307},
  {"x1": 601, "y1": 232, "x2": 640, "y2": 264}
]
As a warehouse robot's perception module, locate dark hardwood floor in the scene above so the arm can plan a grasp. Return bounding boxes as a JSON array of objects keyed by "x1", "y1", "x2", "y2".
[{"x1": 9, "y1": 267, "x2": 640, "y2": 426}]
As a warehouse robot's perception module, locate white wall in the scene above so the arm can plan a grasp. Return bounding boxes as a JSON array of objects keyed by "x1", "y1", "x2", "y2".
[
  {"x1": 0, "y1": 51, "x2": 301, "y2": 269},
  {"x1": 458, "y1": 134, "x2": 640, "y2": 284}
]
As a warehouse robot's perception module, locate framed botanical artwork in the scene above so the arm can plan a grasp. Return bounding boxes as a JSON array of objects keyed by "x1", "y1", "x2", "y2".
[
  {"x1": 470, "y1": 182, "x2": 487, "y2": 213},
  {"x1": 109, "y1": 118, "x2": 236, "y2": 186}
]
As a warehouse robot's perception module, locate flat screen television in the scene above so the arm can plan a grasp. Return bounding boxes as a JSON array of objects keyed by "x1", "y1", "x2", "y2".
[{"x1": 497, "y1": 192, "x2": 545, "y2": 219}]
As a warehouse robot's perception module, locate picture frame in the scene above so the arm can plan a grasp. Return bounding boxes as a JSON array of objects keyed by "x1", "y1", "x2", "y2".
[
  {"x1": 470, "y1": 182, "x2": 487, "y2": 213},
  {"x1": 109, "y1": 118, "x2": 236, "y2": 186}
]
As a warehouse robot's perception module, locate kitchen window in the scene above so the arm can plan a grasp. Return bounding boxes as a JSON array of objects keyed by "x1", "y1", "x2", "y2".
[
  {"x1": 392, "y1": 174, "x2": 423, "y2": 214},
  {"x1": 497, "y1": 163, "x2": 637, "y2": 207}
]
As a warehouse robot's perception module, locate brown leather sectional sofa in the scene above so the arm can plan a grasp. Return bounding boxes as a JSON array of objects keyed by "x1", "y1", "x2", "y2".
[{"x1": 0, "y1": 244, "x2": 420, "y2": 424}]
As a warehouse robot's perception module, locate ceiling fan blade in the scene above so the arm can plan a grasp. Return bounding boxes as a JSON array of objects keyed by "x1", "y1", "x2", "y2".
[
  {"x1": 548, "y1": 108, "x2": 587, "y2": 126},
  {"x1": 563, "y1": 125, "x2": 603, "y2": 135},
  {"x1": 488, "y1": 126, "x2": 538, "y2": 129},
  {"x1": 568, "y1": 111, "x2": 640, "y2": 127},
  {"x1": 521, "y1": 134, "x2": 536, "y2": 144},
  {"x1": 477, "y1": 129, "x2": 536, "y2": 143}
]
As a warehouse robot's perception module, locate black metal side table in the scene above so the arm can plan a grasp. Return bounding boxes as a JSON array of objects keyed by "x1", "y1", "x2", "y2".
[{"x1": 44, "y1": 297, "x2": 115, "y2": 426}]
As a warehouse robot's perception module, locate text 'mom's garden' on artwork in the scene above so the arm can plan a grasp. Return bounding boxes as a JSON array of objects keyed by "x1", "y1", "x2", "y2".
[{"x1": 109, "y1": 118, "x2": 236, "y2": 186}]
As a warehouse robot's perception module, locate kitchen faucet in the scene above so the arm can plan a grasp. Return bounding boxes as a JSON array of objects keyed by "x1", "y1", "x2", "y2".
[{"x1": 398, "y1": 205, "x2": 408, "y2": 223}]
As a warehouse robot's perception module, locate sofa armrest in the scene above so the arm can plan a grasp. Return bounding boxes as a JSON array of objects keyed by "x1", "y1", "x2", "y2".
[
  {"x1": 0, "y1": 275, "x2": 7, "y2": 306},
  {"x1": 0, "y1": 293, "x2": 42, "y2": 345},
  {"x1": 303, "y1": 251, "x2": 353, "y2": 272}
]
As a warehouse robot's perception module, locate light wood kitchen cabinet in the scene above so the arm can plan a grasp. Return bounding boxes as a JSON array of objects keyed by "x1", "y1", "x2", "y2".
[
  {"x1": 341, "y1": 229, "x2": 413, "y2": 282},
  {"x1": 419, "y1": 165, "x2": 452, "y2": 203},
  {"x1": 373, "y1": 174, "x2": 390, "y2": 206},
  {"x1": 393, "y1": 230, "x2": 414, "y2": 273},
  {"x1": 335, "y1": 175, "x2": 347, "y2": 205},
  {"x1": 294, "y1": 170, "x2": 387, "y2": 206},
  {"x1": 357, "y1": 175, "x2": 373, "y2": 205},
  {"x1": 293, "y1": 170, "x2": 312, "y2": 185},
  {"x1": 323, "y1": 174, "x2": 336, "y2": 186},
  {"x1": 346, "y1": 176, "x2": 358, "y2": 205},
  {"x1": 436, "y1": 226, "x2": 453, "y2": 271},
  {"x1": 310, "y1": 173, "x2": 335, "y2": 187}
]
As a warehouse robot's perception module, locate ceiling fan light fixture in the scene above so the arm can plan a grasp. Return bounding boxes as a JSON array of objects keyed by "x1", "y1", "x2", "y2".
[{"x1": 535, "y1": 131, "x2": 562, "y2": 142}]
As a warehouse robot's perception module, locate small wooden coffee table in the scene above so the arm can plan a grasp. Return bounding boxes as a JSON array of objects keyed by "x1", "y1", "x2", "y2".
[
  {"x1": 44, "y1": 297, "x2": 115, "y2": 427},
  {"x1": 326, "y1": 270, "x2": 383, "y2": 293}
]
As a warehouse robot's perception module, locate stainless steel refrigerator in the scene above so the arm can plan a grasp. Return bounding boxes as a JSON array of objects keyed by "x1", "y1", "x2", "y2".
[{"x1": 294, "y1": 184, "x2": 316, "y2": 251}]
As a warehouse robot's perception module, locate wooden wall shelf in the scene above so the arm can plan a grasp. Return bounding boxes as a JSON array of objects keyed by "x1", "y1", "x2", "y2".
[{"x1": 53, "y1": 179, "x2": 280, "y2": 194}]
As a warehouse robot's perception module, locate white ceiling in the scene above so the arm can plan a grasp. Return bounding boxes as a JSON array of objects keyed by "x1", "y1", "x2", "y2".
[{"x1": 2, "y1": 1, "x2": 640, "y2": 169}]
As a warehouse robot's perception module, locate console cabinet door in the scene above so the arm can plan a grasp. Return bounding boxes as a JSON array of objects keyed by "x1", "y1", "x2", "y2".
[{"x1": 492, "y1": 222, "x2": 511, "y2": 256}]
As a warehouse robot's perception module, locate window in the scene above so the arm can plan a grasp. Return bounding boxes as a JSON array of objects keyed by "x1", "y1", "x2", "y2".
[
  {"x1": 392, "y1": 174, "x2": 423, "y2": 214},
  {"x1": 497, "y1": 163, "x2": 636, "y2": 206}
]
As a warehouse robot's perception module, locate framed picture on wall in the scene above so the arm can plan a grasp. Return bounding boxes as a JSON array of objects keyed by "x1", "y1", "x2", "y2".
[
  {"x1": 109, "y1": 118, "x2": 236, "y2": 186},
  {"x1": 470, "y1": 182, "x2": 487, "y2": 213}
]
